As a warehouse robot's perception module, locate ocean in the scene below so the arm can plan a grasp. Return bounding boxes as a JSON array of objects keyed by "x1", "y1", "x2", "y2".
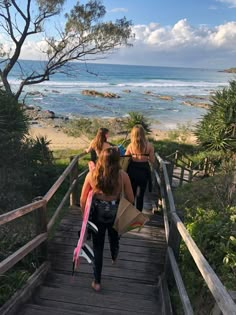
[{"x1": 8, "y1": 60, "x2": 235, "y2": 129}]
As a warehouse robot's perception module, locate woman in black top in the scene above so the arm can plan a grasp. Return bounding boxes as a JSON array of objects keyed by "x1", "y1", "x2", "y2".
[{"x1": 125, "y1": 125, "x2": 155, "y2": 211}]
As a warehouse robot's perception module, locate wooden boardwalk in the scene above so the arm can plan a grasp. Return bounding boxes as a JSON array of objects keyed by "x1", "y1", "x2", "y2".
[{"x1": 18, "y1": 197, "x2": 167, "y2": 315}]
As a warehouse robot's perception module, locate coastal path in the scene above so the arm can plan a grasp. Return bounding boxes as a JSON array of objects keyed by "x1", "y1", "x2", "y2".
[{"x1": 0, "y1": 152, "x2": 235, "y2": 314}]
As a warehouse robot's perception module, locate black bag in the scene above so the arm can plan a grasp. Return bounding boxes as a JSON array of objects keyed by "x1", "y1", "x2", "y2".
[{"x1": 91, "y1": 199, "x2": 118, "y2": 224}]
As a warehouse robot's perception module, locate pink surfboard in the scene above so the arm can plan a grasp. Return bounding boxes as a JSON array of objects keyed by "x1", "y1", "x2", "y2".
[{"x1": 72, "y1": 190, "x2": 94, "y2": 273}]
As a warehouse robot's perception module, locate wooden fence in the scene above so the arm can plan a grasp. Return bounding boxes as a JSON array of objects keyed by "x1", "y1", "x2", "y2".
[
  {"x1": 165, "y1": 150, "x2": 216, "y2": 187},
  {"x1": 0, "y1": 152, "x2": 88, "y2": 314},
  {"x1": 155, "y1": 152, "x2": 236, "y2": 315}
]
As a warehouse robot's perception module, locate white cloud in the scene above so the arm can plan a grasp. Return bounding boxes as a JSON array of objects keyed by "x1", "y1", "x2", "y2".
[
  {"x1": 132, "y1": 19, "x2": 236, "y2": 50},
  {"x1": 105, "y1": 19, "x2": 236, "y2": 68},
  {"x1": 5, "y1": 19, "x2": 236, "y2": 68},
  {"x1": 217, "y1": 0, "x2": 236, "y2": 8}
]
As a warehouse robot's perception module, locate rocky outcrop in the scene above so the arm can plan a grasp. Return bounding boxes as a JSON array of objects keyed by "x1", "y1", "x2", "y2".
[
  {"x1": 219, "y1": 68, "x2": 236, "y2": 73},
  {"x1": 144, "y1": 91, "x2": 173, "y2": 100},
  {"x1": 81, "y1": 89, "x2": 120, "y2": 98},
  {"x1": 24, "y1": 105, "x2": 56, "y2": 120},
  {"x1": 183, "y1": 95, "x2": 209, "y2": 100},
  {"x1": 181, "y1": 101, "x2": 210, "y2": 109}
]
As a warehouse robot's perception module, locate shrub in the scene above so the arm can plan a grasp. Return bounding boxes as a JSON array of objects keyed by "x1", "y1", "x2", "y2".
[{"x1": 195, "y1": 80, "x2": 236, "y2": 153}]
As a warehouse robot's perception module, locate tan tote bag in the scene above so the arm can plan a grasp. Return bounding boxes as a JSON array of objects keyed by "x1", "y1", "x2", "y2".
[{"x1": 113, "y1": 174, "x2": 149, "y2": 235}]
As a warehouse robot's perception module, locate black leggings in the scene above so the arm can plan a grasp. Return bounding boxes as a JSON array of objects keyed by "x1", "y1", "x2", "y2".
[
  {"x1": 92, "y1": 221, "x2": 119, "y2": 284},
  {"x1": 127, "y1": 161, "x2": 151, "y2": 211}
]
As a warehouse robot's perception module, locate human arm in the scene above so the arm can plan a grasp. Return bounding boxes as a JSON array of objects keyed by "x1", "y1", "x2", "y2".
[
  {"x1": 148, "y1": 142, "x2": 155, "y2": 165},
  {"x1": 122, "y1": 171, "x2": 134, "y2": 204},
  {"x1": 80, "y1": 173, "x2": 92, "y2": 212},
  {"x1": 85, "y1": 140, "x2": 94, "y2": 153},
  {"x1": 125, "y1": 144, "x2": 131, "y2": 156}
]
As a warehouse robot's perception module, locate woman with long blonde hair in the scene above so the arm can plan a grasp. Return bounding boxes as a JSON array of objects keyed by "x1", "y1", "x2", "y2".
[
  {"x1": 86, "y1": 127, "x2": 111, "y2": 162},
  {"x1": 80, "y1": 147, "x2": 134, "y2": 291},
  {"x1": 125, "y1": 125, "x2": 154, "y2": 211}
]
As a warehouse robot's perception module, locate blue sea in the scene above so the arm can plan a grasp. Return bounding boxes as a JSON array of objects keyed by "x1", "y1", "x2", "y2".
[{"x1": 9, "y1": 60, "x2": 235, "y2": 129}]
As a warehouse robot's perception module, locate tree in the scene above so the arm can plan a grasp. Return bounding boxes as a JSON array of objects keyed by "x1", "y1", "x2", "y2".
[
  {"x1": 0, "y1": 0, "x2": 133, "y2": 99},
  {"x1": 195, "y1": 80, "x2": 236, "y2": 153}
]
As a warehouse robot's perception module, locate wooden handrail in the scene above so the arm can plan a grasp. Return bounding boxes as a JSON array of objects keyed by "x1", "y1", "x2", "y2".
[
  {"x1": 0, "y1": 199, "x2": 46, "y2": 226},
  {"x1": 0, "y1": 151, "x2": 89, "y2": 278},
  {"x1": 154, "y1": 169, "x2": 169, "y2": 241},
  {"x1": 44, "y1": 152, "x2": 87, "y2": 202},
  {"x1": 47, "y1": 168, "x2": 88, "y2": 231},
  {"x1": 155, "y1": 153, "x2": 176, "y2": 214},
  {"x1": 0, "y1": 233, "x2": 47, "y2": 275},
  {"x1": 167, "y1": 247, "x2": 194, "y2": 315},
  {"x1": 156, "y1": 153, "x2": 236, "y2": 315},
  {"x1": 172, "y1": 212, "x2": 236, "y2": 315}
]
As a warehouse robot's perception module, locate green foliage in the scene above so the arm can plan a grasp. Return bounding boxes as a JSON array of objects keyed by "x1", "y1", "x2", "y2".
[
  {"x1": 63, "y1": 117, "x2": 101, "y2": 139},
  {"x1": 0, "y1": 92, "x2": 31, "y2": 210},
  {"x1": 26, "y1": 136, "x2": 58, "y2": 196},
  {"x1": 167, "y1": 122, "x2": 194, "y2": 143},
  {"x1": 151, "y1": 139, "x2": 196, "y2": 158},
  {"x1": 174, "y1": 174, "x2": 236, "y2": 312},
  {"x1": 195, "y1": 80, "x2": 236, "y2": 153},
  {"x1": 0, "y1": 269, "x2": 31, "y2": 306},
  {"x1": 0, "y1": 90, "x2": 29, "y2": 138},
  {"x1": 0, "y1": 91, "x2": 56, "y2": 210},
  {"x1": 123, "y1": 111, "x2": 152, "y2": 133}
]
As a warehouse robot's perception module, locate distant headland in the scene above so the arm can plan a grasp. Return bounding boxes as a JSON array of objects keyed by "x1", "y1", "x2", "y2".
[{"x1": 219, "y1": 67, "x2": 236, "y2": 73}]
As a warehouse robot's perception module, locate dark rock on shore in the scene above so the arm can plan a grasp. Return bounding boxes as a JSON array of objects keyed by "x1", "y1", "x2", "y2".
[
  {"x1": 144, "y1": 91, "x2": 173, "y2": 100},
  {"x1": 24, "y1": 104, "x2": 57, "y2": 121},
  {"x1": 181, "y1": 101, "x2": 210, "y2": 109},
  {"x1": 81, "y1": 89, "x2": 120, "y2": 98}
]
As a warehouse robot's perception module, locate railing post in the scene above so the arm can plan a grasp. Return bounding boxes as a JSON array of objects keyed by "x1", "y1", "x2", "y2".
[
  {"x1": 165, "y1": 210, "x2": 184, "y2": 286},
  {"x1": 165, "y1": 161, "x2": 174, "y2": 187},
  {"x1": 179, "y1": 167, "x2": 184, "y2": 186},
  {"x1": 188, "y1": 161, "x2": 193, "y2": 182},
  {"x1": 174, "y1": 150, "x2": 179, "y2": 165},
  {"x1": 34, "y1": 197, "x2": 48, "y2": 260},
  {"x1": 203, "y1": 157, "x2": 208, "y2": 176},
  {"x1": 70, "y1": 156, "x2": 79, "y2": 207}
]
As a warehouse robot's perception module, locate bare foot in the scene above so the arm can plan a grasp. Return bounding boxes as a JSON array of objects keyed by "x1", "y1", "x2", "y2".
[{"x1": 91, "y1": 281, "x2": 101, "y2": 292}]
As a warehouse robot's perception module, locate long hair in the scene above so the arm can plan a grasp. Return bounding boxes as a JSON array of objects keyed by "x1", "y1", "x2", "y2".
[
  {"x1": 130, "y1": 124, "x2": 147, "y2": 153},
  {"x1": 92, "y1": 147, "x2": 120, "y2": 195},
  {"x1": 92, "y1": 128, "x2": 109, "y2": 154}
]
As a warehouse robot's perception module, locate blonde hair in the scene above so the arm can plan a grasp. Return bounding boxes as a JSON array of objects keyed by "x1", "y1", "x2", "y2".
[
  {"x1": 92, "y1": 147, "x2": 120, "y2": 195},
  {"x1": 92, "y1": 128, "x2": 109, "y2": 154},
  {"x1": 130, "y1": 125, "x2": 147, "y2": 153}
]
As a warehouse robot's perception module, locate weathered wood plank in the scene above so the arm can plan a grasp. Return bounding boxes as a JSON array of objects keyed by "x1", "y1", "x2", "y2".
[
  {"x1": 36, "y1": 286, "x2": 160, "y2": 314},
  {"x1": 19, "y1": 195, "x2": 167, "y2": 315},
  {"x1": 0, "y1": 199, "x2": 45, "y2": 225},
  {"x1": 44, "y1": 271, "x2": 159, "y2": 297},
  {"x1": 0, "y1": 233, "x2": 47, "y2": 275}
]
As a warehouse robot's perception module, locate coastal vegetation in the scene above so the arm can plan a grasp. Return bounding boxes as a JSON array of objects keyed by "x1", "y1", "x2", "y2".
[
  {"x1": 170, "y1": 81, "x2": 236, "y2": 313},
  {"x1": 195, "y1": 80, "x2": 236, "y2": 153}
]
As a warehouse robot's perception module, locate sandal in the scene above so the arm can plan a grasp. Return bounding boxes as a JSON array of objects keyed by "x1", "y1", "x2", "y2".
[{"x1": 91, "y1": 281, "x2": 101, "y2": 292}]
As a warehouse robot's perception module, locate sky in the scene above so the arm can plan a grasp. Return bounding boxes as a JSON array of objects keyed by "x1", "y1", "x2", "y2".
[{"x1": 2, "y1": 0, "x2": 236, "y2": 69}]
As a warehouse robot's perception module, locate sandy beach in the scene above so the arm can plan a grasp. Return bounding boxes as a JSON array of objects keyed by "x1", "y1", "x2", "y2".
[
  {"x1": 29, "y1": 121, "x2": 196, "y2": 151},
  {"x1": 29, "y1": 124, "x2": 90, "y2": 151}
]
